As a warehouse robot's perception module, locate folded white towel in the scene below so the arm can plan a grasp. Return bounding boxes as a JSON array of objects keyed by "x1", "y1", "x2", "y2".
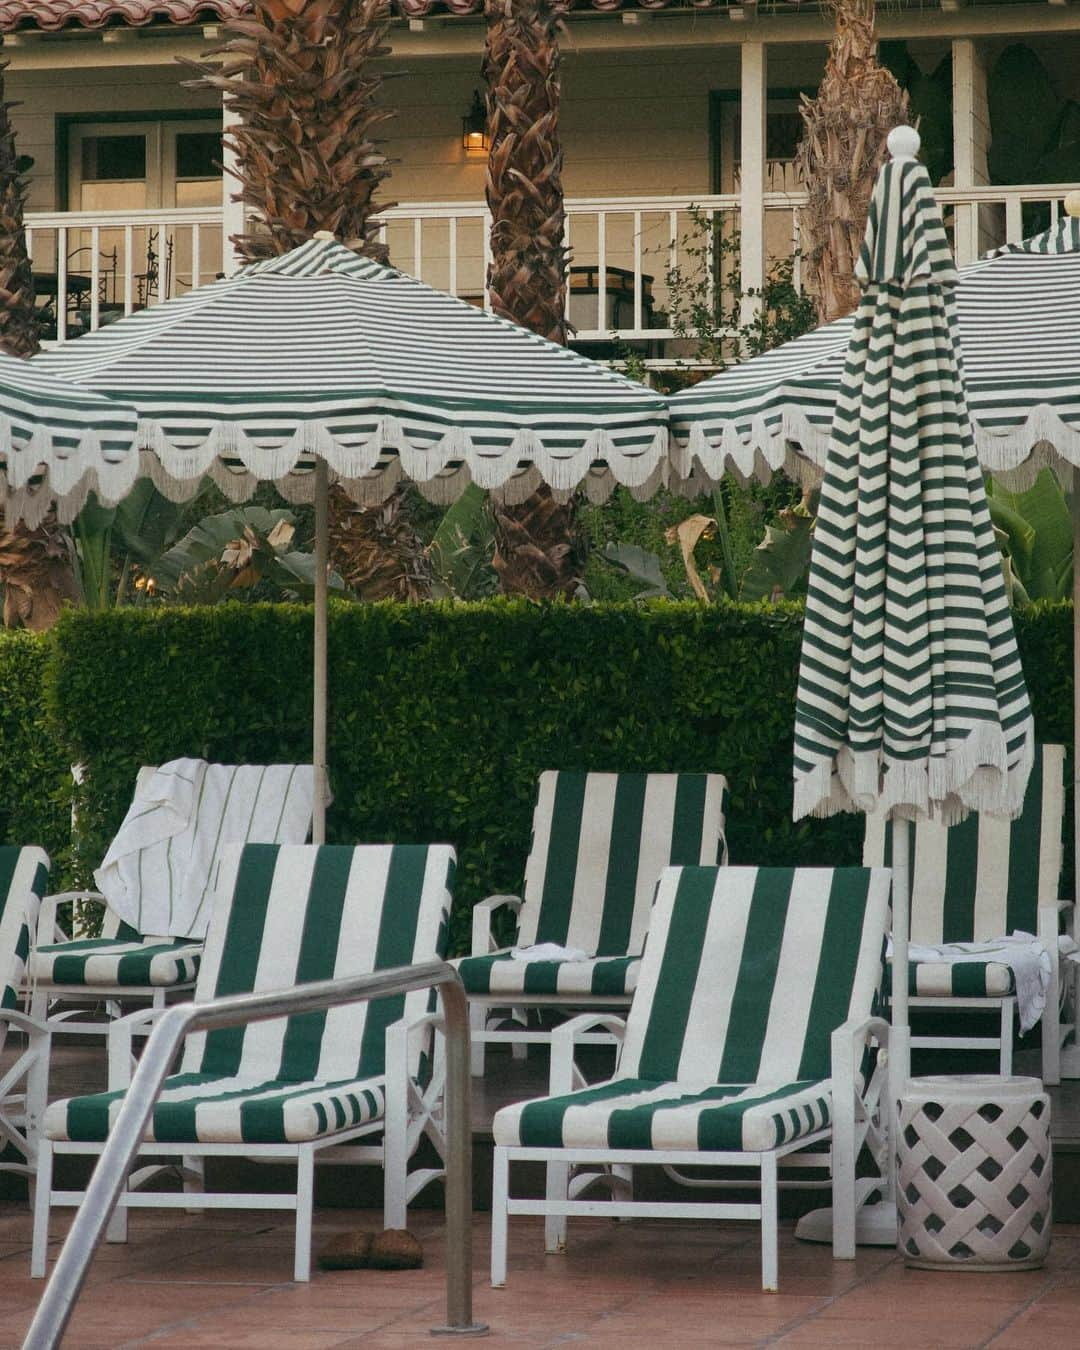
[
  {"x1": 96, "y1": 760, "x2": 315, "y2": 940},
  {"x1": 890, "y1": 932, "x2": 1051, "y2": 1033},
  {"x1": 511, "y1": 943, "x2": 589, "y2": 964}
]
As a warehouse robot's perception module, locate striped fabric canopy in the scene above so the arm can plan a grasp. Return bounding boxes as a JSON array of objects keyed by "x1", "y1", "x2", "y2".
[
  {"x1": 670, "y1": 213, "x2": 1080, "y2": 488},
  {"x1": 793, "y1": 146, "x2": 1035, "y2": 824},
  {"x1": 32, "y1": 236, "x2": 670, "y2": 507},
  {"x1": 0, "y1": 351, "x2": 138, "y2": 527}
]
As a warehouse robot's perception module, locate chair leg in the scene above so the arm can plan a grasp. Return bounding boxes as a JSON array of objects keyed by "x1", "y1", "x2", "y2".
[
  {"x1": 510, "y1": 1007, "x2": 528, "y2": 1062},
  {"x1": 544, "y1": 1160, "x2": 569, "y2": 1253},
  {"x1": 30, "y1": 1141, "x2": 53, "y2": 1278},
  {"x1": 470, "y1": 1002, "x2": 487, "y2": 1079},
  {"x1": 1043, "y1": 975, "x2": 1062, "y2": 1086},
  {"x1": 294, "y1": 1148, "x2": 315, "y2": 1283},
  {"x1": 760, "y1": 1153, "x2": 779, "y2": 1293},
  {"x1": 491, "y1": 1146, "x2": 509, "y2": 1288},
  {"x1": 1000, "y1": 1000, "x2": 1014, "y2": 1076},
  {"x1": 182, "y1": 1154, "x2": 206, "y2": 1213}
]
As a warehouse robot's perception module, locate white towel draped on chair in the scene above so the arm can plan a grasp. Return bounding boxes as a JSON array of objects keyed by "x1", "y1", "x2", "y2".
[
  {"x1": 890, "y1": 934, "x2": 1052, "y2": 1033},
  {"x1": 95, "y1": 759, "x2": 315, "y2": 939}
]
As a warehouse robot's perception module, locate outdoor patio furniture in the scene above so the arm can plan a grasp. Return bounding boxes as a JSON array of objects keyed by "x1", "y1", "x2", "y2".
[
  {"x1": 897, "y1": 1075, "x2": 1052, "y2": 1270},
  {"x1": 0, "y1": 847, "x2": 51, "y2": 1181},
  {"x1": 863, "y1": 743, "x2": 1066, "y2": 1082},
  {"x1": 32, "y1": 841, "x2": 456, "y2": 1282},
  {"x1": 28, "y1": 760, "x2": 315, "y2": 1040},
  {"x1": 455, "y1": 770, "x2": 728, "y2": 1077},
  {"x1": 490, "y1": 863, "x2": 891, "y2": 1292}
]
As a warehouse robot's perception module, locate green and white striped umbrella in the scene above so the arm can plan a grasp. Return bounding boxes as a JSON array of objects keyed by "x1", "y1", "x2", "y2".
[
  {"x1": 0, "y1": 350, "x2": 138, "y2": 527},
  {"x1": 793, "y1": 132, "x2": 1035, "y2": 827},
  {"x1": 669, "y1": 213, "x2": 1080, "y2": 490},
  {"x1": 790, "y1": 128, "x2": 1037, "y2": 1249},
  {"x1": 33, "y1": 235, "x2": 669, "y2": 507}
]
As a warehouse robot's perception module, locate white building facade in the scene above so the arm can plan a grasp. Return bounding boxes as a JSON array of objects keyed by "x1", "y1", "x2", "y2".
[{"x1": 2, "y1": 0, "x2": 1079, "y2": 360}]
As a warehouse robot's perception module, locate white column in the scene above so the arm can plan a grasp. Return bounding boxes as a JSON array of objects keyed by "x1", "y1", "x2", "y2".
[
  {"x1": 952, "y1": 38, "x2": 992, "y2": 265},
  {"x1": 739, "y1": 41, "x2": 767, "y2": 335},
  {"x1": 221, "y1": 94, "x2": 246, "y2": 277}
]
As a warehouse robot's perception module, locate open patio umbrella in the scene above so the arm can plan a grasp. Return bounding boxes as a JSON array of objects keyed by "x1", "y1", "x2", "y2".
[
  {"x1": 791, "y1": 127, "x2": 1035, "y2": 1246},
  {"x1": 0, "y1": 349, "x2": 138, "y2": 528},
  {"x1": 668, "y1": 207, "x2": 1080, "y2": 491},
  {"x1": 32, "y1": 233, "x2": 671, "y2": 840}
]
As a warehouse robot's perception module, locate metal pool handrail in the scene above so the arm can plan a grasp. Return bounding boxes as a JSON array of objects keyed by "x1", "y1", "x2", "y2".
[{"x1": 24, "y1": 960, "x2": 488, "y2": 1347}]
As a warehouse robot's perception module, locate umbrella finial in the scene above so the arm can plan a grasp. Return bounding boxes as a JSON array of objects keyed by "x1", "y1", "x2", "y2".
[
  {"x1": 313, "y1": 230, "x2": 336, "y2": 241},
  {"x1": 887, "y1": 125, "x2": 921, "y2": 163},
  {"x1": 1065, "y1": 191, "x2": 1080, "y2": 219}
]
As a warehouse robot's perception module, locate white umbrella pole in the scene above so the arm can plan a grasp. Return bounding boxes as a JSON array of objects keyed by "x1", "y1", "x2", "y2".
[
  {"x1": 887, "y1": 813, "x2": 912, "y2": 1199},
  {"x1": 312, "y1": 457, "x2": 329, "y2": 845}
]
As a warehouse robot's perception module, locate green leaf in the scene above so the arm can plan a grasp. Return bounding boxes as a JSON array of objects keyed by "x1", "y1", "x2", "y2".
[{"x1": 740, "y1": 511, "x2": 814, "y2": 602}]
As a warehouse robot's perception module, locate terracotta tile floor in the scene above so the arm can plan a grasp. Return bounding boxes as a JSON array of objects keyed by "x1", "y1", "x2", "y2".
[{"x1": 7, "y1": 1207, "x2": 1080, "y2": 1349}]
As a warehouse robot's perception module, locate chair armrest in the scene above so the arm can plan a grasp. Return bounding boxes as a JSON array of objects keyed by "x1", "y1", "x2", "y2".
[
  {"x1": 0, "y1": 1006, "x2": 49, "y2": 1043},
  {"x1": 831, "y1": 1016, "x2": 890, "y2": 1088},
  {"x1": 37, "y1": 890, "x2": 103, "y2": 946},
  {"x1": 470, "y1": 894, "x2": 523, "y2": 957},
  {"x1": 550, "y1": 1013, "x2": 627, "y2": 1096},
  {"x1": 1041, "y1": 899, "x2": 1075, "y2": 936},
  {"x1": 107, "y1": 1006, "x2": 172, "y2": 1092}
]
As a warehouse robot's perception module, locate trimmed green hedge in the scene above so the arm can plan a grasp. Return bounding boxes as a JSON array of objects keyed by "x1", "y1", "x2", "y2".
[
  {"x1": 0, "y1": 598, "x2": 1071, "y2": 952},
  {"x1": 0, "y1": 631, "x2": 71, "y2": 876}
]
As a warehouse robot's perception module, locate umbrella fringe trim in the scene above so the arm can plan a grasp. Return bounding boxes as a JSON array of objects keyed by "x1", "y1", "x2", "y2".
[
  {"x1": 2, "y1": 424, "x2": 140, "y2": 527},
  {"x1": 795, "y1": 717, "x2": 1036, "y2": 825},
  {"x1": 676, "y1": 404, "x2": 1080, "y2": 485},
  {"x1": 129, "y1": 421, "x2": 670, "y2": 504}
]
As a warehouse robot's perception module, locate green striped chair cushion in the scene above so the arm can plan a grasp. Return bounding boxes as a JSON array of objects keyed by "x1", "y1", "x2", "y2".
[
  {"x1": 0, "y1": 846, "x2": 49, "y2": 1011},
  {"x1": 498, "y1": 1078, "x2": 832, "y2": 1153},
  {"x1": 516, "y1": 772, "x2": 728, "y2": 955},
  {"x1": 456, "y1": 771, "x2": 727, "y2": 999},
  {"x1": 493, "y1": 865, "x2": 891, "y2": 1154},
  {"x1": 46, "y1": 843, "x2": 454, "y2": 1146},
  {"x1": 863, "y1": 743, "x2": 1065, "y2": 946},
  {"x1": 30, "y1": 934, "x2": 202, "y2": 988},
  {"x1": 884, "y1": 960, "x2": 1014, "y2": 999},
  {"x1": 49, "y1": 1073, "x2": 387, "y2": 1145},
  {"x1": 457, "y1": 953, "x2": 639, "y2": 998}
]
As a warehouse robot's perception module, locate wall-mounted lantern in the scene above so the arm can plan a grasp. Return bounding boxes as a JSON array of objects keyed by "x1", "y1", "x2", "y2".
[{"x1": 462, "y1": 90, "x2": 489, "y2": 155}]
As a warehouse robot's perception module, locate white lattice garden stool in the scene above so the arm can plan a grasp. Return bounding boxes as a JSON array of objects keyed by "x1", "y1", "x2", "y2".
[{"x1": 897, "y1": 1076, "x2": 1051, "y2": 1271}]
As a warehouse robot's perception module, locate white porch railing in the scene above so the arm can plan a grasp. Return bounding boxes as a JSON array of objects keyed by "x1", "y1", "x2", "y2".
[
  {"x1": 27, "y1": 183, "x2": 1078, "y2": 350},
  {"x1": 25, "y1": 206, "x2": 223, "y2": 343}
]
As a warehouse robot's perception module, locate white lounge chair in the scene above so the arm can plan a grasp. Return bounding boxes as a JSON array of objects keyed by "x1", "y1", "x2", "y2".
[
  {"x1": 0, "y1": 847, "x2": 51, "y2": 1180},
  {"x1": 490, "y1": 864, "x2": 892, "y2": 1291},
  {"x1": 32, "y1": 841, "x2": 455, "y2": 1282},
  {"x1": 863, "y1": 743, "x2": 1067, "y2": 1082},
  {"x1": 28, "y1": 760, "x2": 314, "y2": 1036},
  {"x1": 456, "y1": 770, "x2": 728, "y2": 1076}
]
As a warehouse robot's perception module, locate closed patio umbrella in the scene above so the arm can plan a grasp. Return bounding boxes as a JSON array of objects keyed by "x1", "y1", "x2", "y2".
[
  {"x1": 32, "y1": 234, "x2": 671, "y2": 839},
  {"x1": 0, "y1": 349, "x2": 138, "y2": 527},
  {"x1": 792, "y1": 127, "x2": 1034, "y2": 1246}
]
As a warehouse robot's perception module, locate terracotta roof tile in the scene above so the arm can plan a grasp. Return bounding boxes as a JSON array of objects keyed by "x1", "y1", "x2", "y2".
[
  {"x1": 0, "y1": 0, "x2": 729, "y2": 33},
  {"x1": 0, "y1": 0, "x2": 247, "y2": 31}
]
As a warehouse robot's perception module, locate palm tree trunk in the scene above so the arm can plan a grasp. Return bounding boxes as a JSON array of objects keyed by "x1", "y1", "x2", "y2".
[
  {"x1": 484, "y1": 0, "x2": 581, "y2": 599},
  {"x1": 193, "y1": 0, "x2": 395, "y2": 262},
  {"x1": 796, "y1": 0, "x2": 909, "y2": 323}
]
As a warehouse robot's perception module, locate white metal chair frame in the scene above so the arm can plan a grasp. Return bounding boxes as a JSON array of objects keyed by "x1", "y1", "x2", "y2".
[
  {"x1": 468, "y1": 895, "x2": 633, "y2": 1074},
  {"x1": 903, "y1": 899, "x2": 1073, "y2": 1084},
  {"x1": 32, "y1": 1004, "x2": 450, "y2": 1282},
  {"x1": 491, "y1": 1008, "x2": 890, "y2": 1292}
]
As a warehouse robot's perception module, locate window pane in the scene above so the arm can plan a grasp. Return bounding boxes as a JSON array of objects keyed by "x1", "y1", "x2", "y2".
[
  {"x1": 176, "y1": 131, "x2": 222, "y2": 180},
  {"x1": 81, "y1": 135, "x2": 146, "y2": 182}
]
